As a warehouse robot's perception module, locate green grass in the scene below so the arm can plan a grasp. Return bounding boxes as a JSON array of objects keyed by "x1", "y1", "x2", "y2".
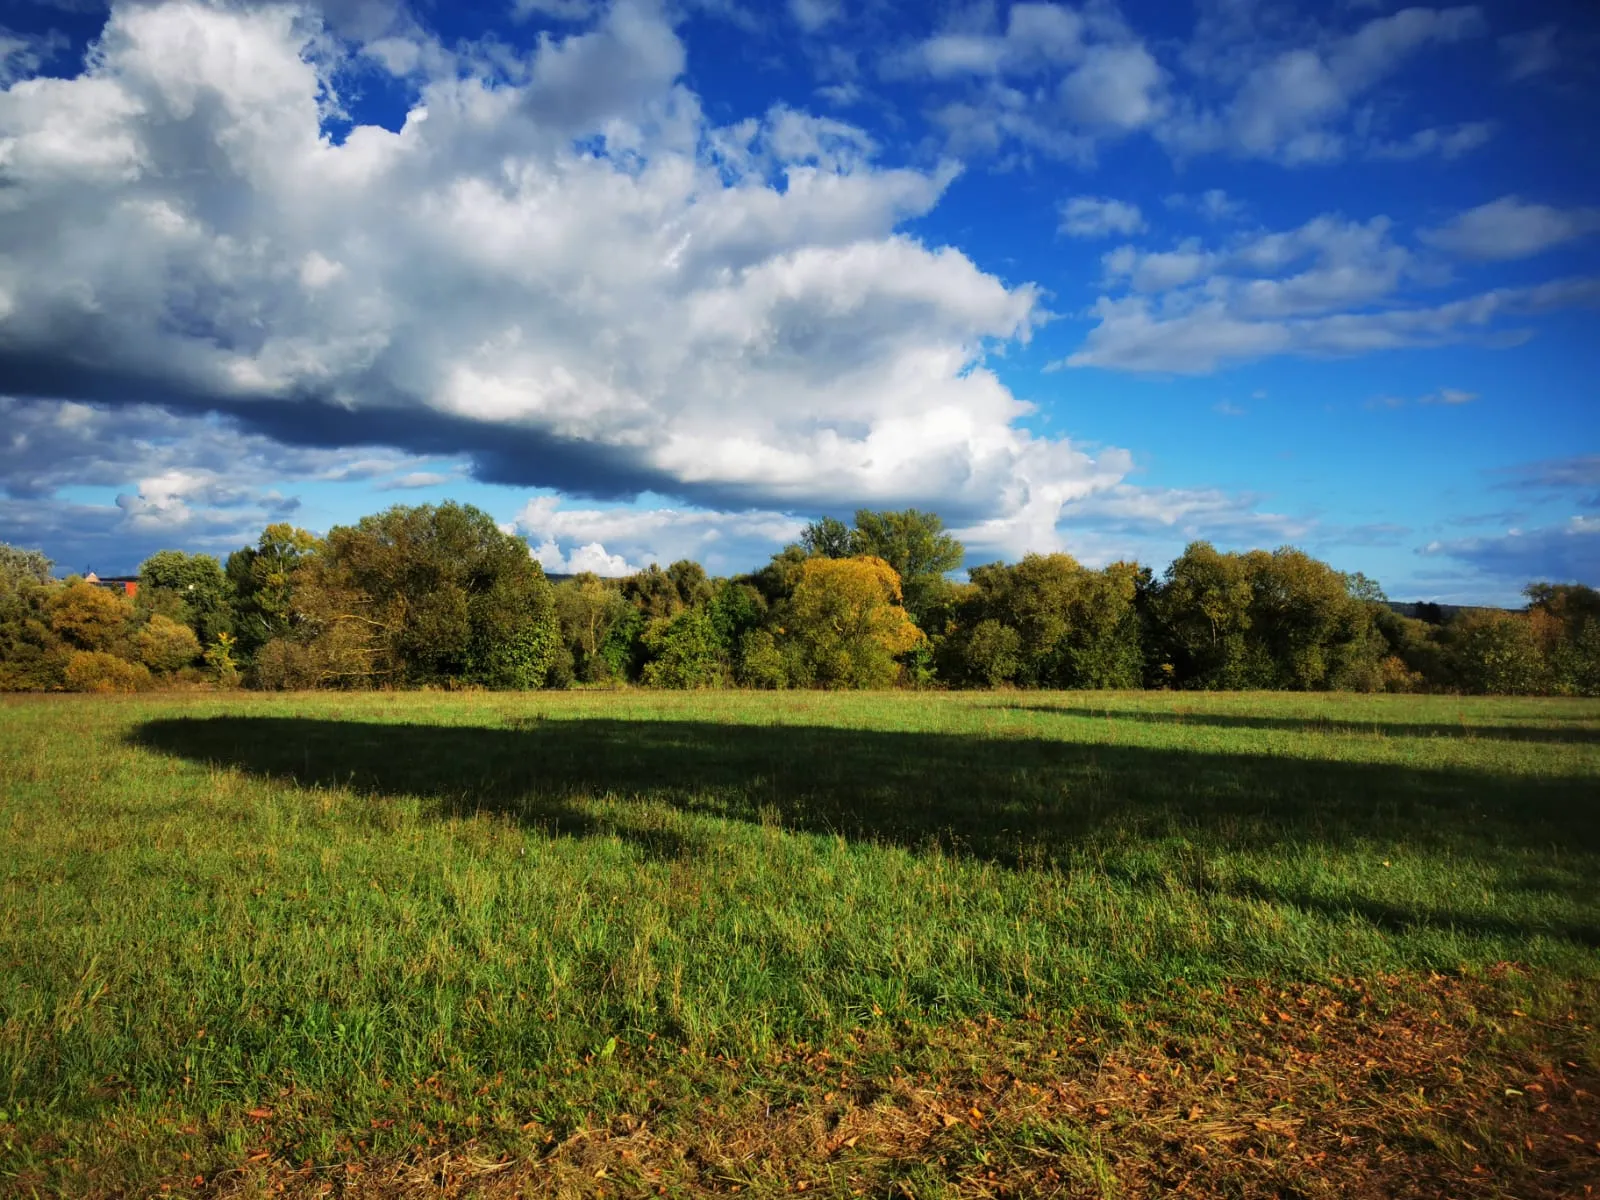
[{"x1": 2, "y1": 689, "x2": 1598, "y2": 1196}]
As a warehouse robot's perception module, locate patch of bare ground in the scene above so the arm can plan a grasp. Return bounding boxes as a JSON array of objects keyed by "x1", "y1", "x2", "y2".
[{"x1": 179, "y1": 971, "x2": 1599, "y2": 1199}]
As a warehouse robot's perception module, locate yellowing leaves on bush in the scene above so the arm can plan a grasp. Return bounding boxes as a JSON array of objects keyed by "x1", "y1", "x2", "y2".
[
  {"x1": 135, "y1": 614, "x2": 202, "y2": 674},
  {"x1": 63, "y1": 650, "x2": 152, "y2": 693}
]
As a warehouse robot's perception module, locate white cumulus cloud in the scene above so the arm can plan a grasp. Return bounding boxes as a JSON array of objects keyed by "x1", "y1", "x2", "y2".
[
  {"x1": 0, "y1": 0, "x2": 1140, "y2": 555},
  {"x1": 514, "y1": 494, "x2": 807, "y2": 576}
]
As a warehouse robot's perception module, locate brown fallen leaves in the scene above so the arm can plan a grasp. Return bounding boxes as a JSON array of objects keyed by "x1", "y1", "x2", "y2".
[{"x1": 205, "y1": 971, "x2": 1597, "y2": 1199}]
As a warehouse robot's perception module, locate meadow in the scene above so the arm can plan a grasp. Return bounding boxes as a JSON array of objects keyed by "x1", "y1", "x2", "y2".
[{"x1": 1, "y1": 689, "x2": 1597, "y2": 1198}]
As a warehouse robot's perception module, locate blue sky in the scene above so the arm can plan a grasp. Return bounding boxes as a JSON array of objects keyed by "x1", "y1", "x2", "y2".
[{"x1": 0, "y1": 0, "x2": 1596, "y2": 602}]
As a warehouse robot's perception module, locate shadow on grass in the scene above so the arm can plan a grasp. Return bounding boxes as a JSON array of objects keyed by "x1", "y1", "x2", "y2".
[
  {"x1": 128, "y1": 715, "x2": 1600, "y2": 947},
  {"x1": 130, "y1": 714, "x2": 1599, "y2": 866},
  {"x1": 1011, "y1": 704, "x2": 1600, "y2": 744},
  {"x1": 1225, "y1": 879, "x2": 1600, "y2": 948}
]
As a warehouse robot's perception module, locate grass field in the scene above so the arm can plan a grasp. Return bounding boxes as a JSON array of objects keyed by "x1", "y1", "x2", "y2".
[{"x1": 2, "y1": 689, "x2": 1598, "y2": 1198}]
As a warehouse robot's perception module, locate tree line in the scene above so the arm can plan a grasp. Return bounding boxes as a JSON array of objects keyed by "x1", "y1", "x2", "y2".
[{"x1": 1, "y1": 501, "x2": 1596, "y2": 694}]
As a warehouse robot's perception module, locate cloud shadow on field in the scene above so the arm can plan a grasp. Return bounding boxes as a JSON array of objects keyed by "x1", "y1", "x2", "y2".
[
  {"x1": 1010, "y1": 705, "x2": 1600, "y2": 745},
  {"x1": 129, "y1": 715, "x2": 1600, "y2": 872}
]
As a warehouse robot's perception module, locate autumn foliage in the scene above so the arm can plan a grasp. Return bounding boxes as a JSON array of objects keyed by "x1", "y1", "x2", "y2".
[
  {"x1": 783, "y1": 556, "x2": 926, "y2": 688},
  {"x1": 1, "y1": 504, "x2": 1597, "y2": 693}
]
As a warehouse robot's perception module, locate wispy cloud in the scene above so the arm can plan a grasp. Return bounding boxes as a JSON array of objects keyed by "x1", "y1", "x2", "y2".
[
  {"x1": 1159, "y1": 5, "x2": 1488, "y2": 165},
  {"x1": 1059, "y1": 195, "x2": 1145, "y2": 238},
  {"x1": 1491, "y1": 456, "x2": 1600, "y2": 507},
  {"x1": 1060, "y1": 204, "x2": 1600, "y2": 373},
  {"x1": 1500, "y1": 24, "x2": 1559, "y2": 81}
]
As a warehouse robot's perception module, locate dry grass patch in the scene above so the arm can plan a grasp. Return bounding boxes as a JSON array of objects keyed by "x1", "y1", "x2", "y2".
[{"x1": 202, "y1": 971, "x2": 1599, "y2": 1200}]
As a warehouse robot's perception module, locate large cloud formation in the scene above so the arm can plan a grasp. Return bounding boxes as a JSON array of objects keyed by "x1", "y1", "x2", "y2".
[{"x1": 0, "y1": 0, "x2": 1130, "y2": 556}]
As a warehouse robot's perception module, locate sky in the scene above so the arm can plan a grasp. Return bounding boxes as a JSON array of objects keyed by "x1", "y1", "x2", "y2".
[{"x1": 0, "y1": 0, "x2": 1596, "y2": 603}]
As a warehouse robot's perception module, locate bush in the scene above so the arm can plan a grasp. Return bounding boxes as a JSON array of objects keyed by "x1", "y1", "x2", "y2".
[
  {"x1": 64, "y1": 650, "x2": 152, "y2": 693},
  {"x1": 545, "y1": 643, "x2": 576, "y2": 689},
  {"x1": 250, "y1": 639, "x2": 320, "y2": 690},
  {"x1": 1447, "y1": 610, "x2": 1547, "y2": 695},
  {"x1": 963, "y1": 619, "x2": 1022, "y2": 686},
  {"x1": 136, "y1": 614, "x2": 202, "y2": 673},
  {"x1": 204, "y1": 631, "x2": 241, "y2": 687},
  {"x1": 641, "y1": 609, "x2": 727, "y2": 689},
  {"x1": 737, "y1": 628, "x2": 790, "y2": 688},
  {"x1": 1379, "y1": 655, "x2": 1424, "y2": 693},
  {"x1": 0, "y1": 645, "x2": 69, "y2": 692}
]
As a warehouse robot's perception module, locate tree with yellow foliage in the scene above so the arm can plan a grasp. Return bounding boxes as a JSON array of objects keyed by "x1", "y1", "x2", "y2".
[
  {"x1": 49, "y1": 581, "x2": 135, "y2": 652},
  {"x1": 782, "y1": 556, "x2": 924, "y2": 688}
]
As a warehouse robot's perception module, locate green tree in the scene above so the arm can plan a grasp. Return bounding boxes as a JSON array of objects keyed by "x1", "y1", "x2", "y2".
[
  {"x1": 1152, "y1": 544, "x2": 1387, "y2": 691},
  {"x1": 621, "y1": 565, "x2": 683, "y2": 621},
  {"x1": 848, "y1": 509, "x2": 964, "y2": 621},
  {"x1": 599, "y1": 606, "x2": 647, "y2": 682},
  {"x1": 641, "y1": 608, "x2": 727, "y2": 688},
  {"x1": 962, "y1": 619, "x2": 1022, "y2": 686},
  {"x1": 952, "y1": 554, "x2": 1144, "y2": 689},
  {"x1": 1445, "y1": 609, "x2": 1547, "y2": 695},
  {"x1": 0, "y1": 546, "x2": 66, "y2": 691},
  {"x1": 322, "y1": 503, "x2": 560, "y2": 688},
  {"x1": 1150, "y1": 543, "x2": 1259, "y2": 689},
  {"x1": 735, "y1": 628, "x2": 791, "y2": 688},
  {"x1": 1065, "y1": 561, "x2": 1147, "y2": 689},
  {"x1": 1526, "y1": 582, "x2": 1600, "y2": 696},
  {"x1": 0, "y1": 543, "x2": 53, "y2": 587},
  {"x1": 553, "y1": 573, "x2": 636, "y2": 683},
  {"x1": 747, "y1": 545, "x2": 811, "y2": 609},
  {"x1": 708, "y1": 580, "x2": 766, "y2": 665},
  {"x1": 666, "y1": 559, "x2": 714, "y2": 609},
  {"x1": 800, "y1": 516, "x2": 853, "y2": 558},
  {"x1": 226, "y1": 524, "x2": 322, "y2": 656},
  {"x1": 137, "y1": 551, "x2": 234, "y2": 645},
  {"x1": 258, "y1": 552, "x2": 385, "y2": 689},
  {"x1": 1373, "y1": 609, "x2": 1449, "y2": 692},
  {"x1": 1240, "y1": 548, "x2": 1384, "y2": 691}
]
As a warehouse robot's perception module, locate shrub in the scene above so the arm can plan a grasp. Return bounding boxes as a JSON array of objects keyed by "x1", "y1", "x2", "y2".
[
  {"x1": 1379, "y1": 655, "x2": 1424, "y2": 693},
  {"x1": 0, "y1": 645, "x2": 69, "y2": 692},
  {"x1": 963, "y1": 619, "x2": 1022, "y2": 686},
  {"x1": 63, "y1": 650, "x2": 151, "y2": 693},
  {"x1": 136, "y1": 614, "x2": 202, "y2": 673},
  {"x1": 736, "y1": 629, "x2": 790, "y2": 688},
  {"x1": 204, "y1": 631, "x2": 241, "y2": 687},
  {"x1": 251, "y1": 639, "x2": 320, "y2": 690},
  {"x1": 641, "y1": 609, "x2": 727, "y2": 689},
  {"x1": 1447, "y1": 610, "x2": 1547, "y2": 695}
]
